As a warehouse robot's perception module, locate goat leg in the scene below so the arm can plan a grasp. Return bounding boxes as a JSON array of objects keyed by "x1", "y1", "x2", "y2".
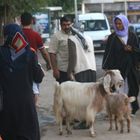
[
  {"x1": 127, "y1": 117, "x2": 131, "y2": 133},
  {"x1": 89, "y1": 122, "x2": 96, "y2": 137},
  {"x1": 108, "y1": 114, "x2": 113, "y2": 131},
  {"x1": 87, "y1": 107, "x2": 96, "y2": 137},
  {"x1": 59, "y1": 119, "x2": 63, "y2": 135},
  {"x1": 114, "y1": 115, "x2": 118, "y2": 130},
  {"x1": 66, "y1": 118, "x2": 72, "y2": 135},
  {"x1": 119, "y1": 119, "x2": 124, "y2": 133}
]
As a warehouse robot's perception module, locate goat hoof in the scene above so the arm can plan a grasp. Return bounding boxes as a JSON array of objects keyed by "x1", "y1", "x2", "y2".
[
  {"x1": 128, "y1": 129, "x2": 130, "y2": 133},
  {"x1": 67, "y1": 130, "x2": 72, "y2": 135},
  {"x1": 59, "y1": 131, "x2": 63, "y2": 135},
  {"x1": 120, "y1": 130, "x2": 123, "y2": 133},
  {"x1": 90, "y1": 132, "x2": 96, "y2": 137},
  {"x1": 66, "y1": 128, "x2": 72, "y2": 135},
  {"x1": 108, "y1": 128, "x2": 112, "y2": 131},
  {"x1": 90, "y1": 133, "x2": 96, "y2": 137}
]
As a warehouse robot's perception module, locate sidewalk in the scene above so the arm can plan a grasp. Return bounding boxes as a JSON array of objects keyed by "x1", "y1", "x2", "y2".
[{"x1": 41, "y1": 117, "x2": 140, "y2": 140}]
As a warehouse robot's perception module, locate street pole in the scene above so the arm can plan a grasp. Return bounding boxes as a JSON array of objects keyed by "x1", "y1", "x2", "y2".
[
  {"x1": 101, "y1": 0, "x2": 104, "y2": 13},
  {"x1": 101, "y1": 3, "x2": 104, "y2": 13},
  {"x1": 124, "y1": 0, "x2": 127, "y2": 17},
  {"x1": 74, "y1": 0, "x2": 78, "y2": 27}
]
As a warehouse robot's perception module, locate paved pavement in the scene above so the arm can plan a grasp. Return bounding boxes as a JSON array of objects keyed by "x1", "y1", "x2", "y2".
[{"x1": 37, "y1": 53, "x2": 140, "y2": 140}]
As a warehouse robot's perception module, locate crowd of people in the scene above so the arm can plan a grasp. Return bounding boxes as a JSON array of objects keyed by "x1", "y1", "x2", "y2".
[{"x1": 0, "y1": 12, "x2": 140, "y2": 140}]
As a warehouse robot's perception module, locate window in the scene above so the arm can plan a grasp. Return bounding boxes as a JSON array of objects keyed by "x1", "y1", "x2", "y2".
[{"x1": 79, "y1": 20, "x2": 108, "y2": 31}]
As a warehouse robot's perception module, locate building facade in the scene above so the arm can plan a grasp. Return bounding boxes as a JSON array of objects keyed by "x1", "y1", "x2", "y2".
[{"x1": 81, "y1": 0, "x2": 140, "y2": 23}]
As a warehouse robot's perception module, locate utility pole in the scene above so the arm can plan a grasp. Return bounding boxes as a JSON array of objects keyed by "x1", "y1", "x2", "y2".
[
  {"x1": 124, "y1": 0, "x2": 127, "y2": 17},
  {"x1": 74, "y1": 0, "x2": 78, "y2": 27},
  {"x1": 101, "y1": 2, "x2": 104, "y2": 13}
]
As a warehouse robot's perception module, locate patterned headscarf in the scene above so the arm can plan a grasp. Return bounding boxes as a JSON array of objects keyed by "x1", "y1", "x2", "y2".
[
  {"x1": 3, "y1": 24, "x2": 28, "y2": 60},
  {"x1": 0, "y1": 24, "x2": 33, "y2": 71},
  {"x1": 113, "y1": 14, "x2": 129, "y2": 37}
]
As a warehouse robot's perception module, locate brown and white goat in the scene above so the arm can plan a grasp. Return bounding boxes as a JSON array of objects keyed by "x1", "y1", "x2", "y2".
[
  {"x1": 105, "y1": 93, "x2": 135, "y2": 133},
  {"x1": 53, "y1": 69, "x2": 124, "y2": 137}
]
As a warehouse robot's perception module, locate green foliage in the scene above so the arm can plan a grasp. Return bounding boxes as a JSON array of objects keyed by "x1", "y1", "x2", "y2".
[
  {"x1": 47, "y1": 0, "x2": 82, "y2": 12},
  {"x1": 0, "y1": 0, "x2": 83, "y2": 40},
  {"x1": 0, "y1": 0, "x2": 48, "y2": 41},
  {"x1": 0, "y1": 0, "x2": 48, "y2": 17},
  {"x1": 0, "y1": 0, "x2": 83, "y2": 19}
]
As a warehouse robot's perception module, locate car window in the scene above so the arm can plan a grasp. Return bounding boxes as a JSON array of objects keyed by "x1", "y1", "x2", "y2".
[
  {"x1": 136, "y1": 28, "x2": 140, "y2": 34},
  {"x1": 79, "y1": 20, "x2": 108, "y2": 31},
  {"x1": 129, "y1": 26, "x2": 134, "y2": 32}
]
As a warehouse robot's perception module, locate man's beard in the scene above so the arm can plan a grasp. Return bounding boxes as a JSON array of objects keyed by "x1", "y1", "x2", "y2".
[{"x1": 64, "y1": 28, "x2": 71, "y2": 34}]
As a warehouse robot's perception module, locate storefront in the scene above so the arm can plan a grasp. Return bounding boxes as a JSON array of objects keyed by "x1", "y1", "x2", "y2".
[{"x1": 81, "y1": 0, "x2": 140, "y2": 24}]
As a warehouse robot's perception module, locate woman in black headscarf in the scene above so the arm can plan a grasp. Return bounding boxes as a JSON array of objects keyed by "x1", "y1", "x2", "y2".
[{"x1": 0, "y1": 24, "x2": 44, "y2": 140}]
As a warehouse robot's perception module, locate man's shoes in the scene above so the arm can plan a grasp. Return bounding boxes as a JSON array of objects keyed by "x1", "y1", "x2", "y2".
[
  {"x1": 73, "y1": 121, "x2": 89, "y2": 129},
  {"x1": 131, "y1": 100, "x2": 139, "y2": 115}
]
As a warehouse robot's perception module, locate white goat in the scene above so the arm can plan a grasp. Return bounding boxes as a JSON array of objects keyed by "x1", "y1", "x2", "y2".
[
  {"x1": 105, "y1": 93, "x2": 135, "y2": 133},
  {"x1": 53, "y1": 69, "x2": 124, "y2": 137}
]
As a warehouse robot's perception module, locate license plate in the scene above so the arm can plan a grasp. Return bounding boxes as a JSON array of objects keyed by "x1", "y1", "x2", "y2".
[{"x1": 94, "y1": 44, "x2": 100, "y2": 47}]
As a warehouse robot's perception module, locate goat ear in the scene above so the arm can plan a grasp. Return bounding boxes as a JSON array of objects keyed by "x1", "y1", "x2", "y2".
[
  {"x1": 129, "y1": 96, "x2": 136, "y2": 103},
  {"x1": 103, "y1": 74, "x2": 111, "y2": 93}
]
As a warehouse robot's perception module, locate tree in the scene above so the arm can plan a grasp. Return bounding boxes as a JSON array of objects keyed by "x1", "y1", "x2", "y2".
[
  {"x1": 47, "y1": 0, "x2": 82, "y2": 12},
  {"x1": 0, "y1": 0, "x2": 48, "y2": 44},
  {"x1": 0, "y1": 0, "x2": 83, "y2": 44}
]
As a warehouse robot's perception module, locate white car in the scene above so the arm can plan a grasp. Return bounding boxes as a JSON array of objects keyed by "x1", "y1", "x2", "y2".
[
  {"x1": 78, "y1": 13, "x2": 111, "y2": 53},
  {"x1": 129, "y1": 23, "x2": 140, "y2": 41}
]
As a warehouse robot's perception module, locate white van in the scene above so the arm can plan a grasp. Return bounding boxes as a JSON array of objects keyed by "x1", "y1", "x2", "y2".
[{"x1": 78, "y1": 13, "x2": 111, "y2": 53}]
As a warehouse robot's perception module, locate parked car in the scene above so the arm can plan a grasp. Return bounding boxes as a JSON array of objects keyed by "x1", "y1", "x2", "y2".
[
  {"x1": 78, "y1": 13, "x2": 111, "y2": 53},
  {"x1": 129, "y1": 23, "x2": 140, "y2": 41}
]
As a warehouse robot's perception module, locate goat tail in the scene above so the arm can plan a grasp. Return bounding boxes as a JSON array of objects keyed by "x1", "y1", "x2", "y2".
[
  {"x1": 123, "y1": 95, "x2": 136, "y2": 105},
  {"x1": 129, "y1": 96, "x2": 136, "y2": 103},
  {"x1": 53, "y1": 82, "x2": 64, "y2": 124}
]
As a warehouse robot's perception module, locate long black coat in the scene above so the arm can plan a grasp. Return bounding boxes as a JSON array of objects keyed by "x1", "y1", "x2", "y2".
[
  {"x1": 0, "y1": 46, "x2": 44, "y2": 140},
  {"x1": 102, "y1": 31, "x2": 140, "y2": 113}
]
